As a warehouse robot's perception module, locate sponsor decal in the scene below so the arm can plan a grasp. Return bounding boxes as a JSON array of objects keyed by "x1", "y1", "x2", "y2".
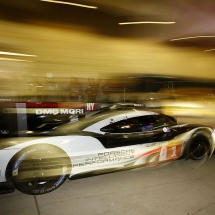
[
  {"x1": 86, "y1": 103, "x2": 96, "y2": 111},
  {"x1": 73, "y1": 149, "x2": 135, "y2": 167},
  {"x1": 33, "y1": 189, "x2": 45, "y2": 194},
  {"x1": 163, "y1": 127, "x2": 170, "y2": 133},
  {"x1": 159, "y1": 140, "x2": 184, "y2": 161},
  {"x1": 45, "y1": 186, "x2": 56, "y2": 193},
  {"x1": 54, "y1": 166, "x2": 67, "y2": 187},
  {"x1": 35, "y1": 108, "x2": 84, "y2": 115},
  {"x1": 0, "y1": 102, "x2": 98, "y2": 116},
  {"x1": 12, "y1": 149, "x2": 37, "y2": 176},
  {"x1": 12, "y1": 152, "x2": 28, "y2": 176},
  {"x1": 146, "y1": 142, "x2": 161, "y2": 147},
  {"x1": 12, "y1": 168, "x2": 19, "y2": 177}
]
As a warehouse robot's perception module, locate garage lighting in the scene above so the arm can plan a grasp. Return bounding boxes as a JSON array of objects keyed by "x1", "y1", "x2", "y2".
[
  {"x1": 118, "y1": 21, "x2": 175, "y2": 25},
  {"x1": 171, "y1": 36, "x2": 215, "y2": 41},
  {"x1": 0, "y1": 51, "x2": 36, "y2": 57},
  {"x1": 40, "y1": 0, "x2": 98, "y2": 9},
  {"x1": 204, "y1": 49, "x2": 215, "y2": 52}
]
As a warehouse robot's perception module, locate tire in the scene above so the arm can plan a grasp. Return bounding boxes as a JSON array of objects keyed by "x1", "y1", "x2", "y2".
[
  {"x1": 186, "y1": 130, "x2": 211, "y2": 161},
  {"x1": 8, "y1": 144, "x2": 71, "y2": 195}
]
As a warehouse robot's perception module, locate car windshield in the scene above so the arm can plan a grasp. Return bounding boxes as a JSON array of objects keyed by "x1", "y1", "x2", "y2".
[
  {"x1": 53, "y1": 108, "x2": 136, "y2": 133},
  {"x1": 100, "y1": 113, "x2": 177, "y2": 133},
  {"x1": 51, "y1": 108, "x2": 177, "y2": 134}
]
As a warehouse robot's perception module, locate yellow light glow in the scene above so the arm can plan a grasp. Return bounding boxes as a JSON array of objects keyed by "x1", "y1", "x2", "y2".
[
  {"x1": 118, "y1": 21, "x2": 176, "y2": 25},
  {"x1": 40, "y1": 0, "x2": 98, "y2": 9},
  {"x1": 0, "y1": 51, "x2": 36, "y2": 57},
  {"x1": 171, "y1": 36, "x2": 215, "y2": 41},
  {"x1": 0, "y1": 57, "x2": 34, "y2": 62},
  {"x1": 26, "y1": 131, "x2": 33, "y2": 134},
  {"x1": 204, "y1": 49, "x2": 215, "y2": 52}
]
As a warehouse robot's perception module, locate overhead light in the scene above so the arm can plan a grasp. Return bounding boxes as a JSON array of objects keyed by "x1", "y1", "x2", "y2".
[
  {"x1": 118, "y1": 21, "x2": 176, "y2": 25},
  {"x1": 0, "y1": 51, "x2": 36, "y2": 57},
  {"x1": 204, "y1": 49, "x2": 215, "y2": 52},
  {"x1": 171, "y1": 36, "x2": 215, "y2": 41},
  {"x1": 40, "y1": 0, "x2": 98, "y2": 9}
]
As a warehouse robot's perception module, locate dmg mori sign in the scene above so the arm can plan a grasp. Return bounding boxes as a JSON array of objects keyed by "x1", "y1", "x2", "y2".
[
  {"x1": 0, "y1": 102, "x2": 97, "y2": 115},
  {"x1": 35, "y1": 108, "x2": 84, "y2": 115}
]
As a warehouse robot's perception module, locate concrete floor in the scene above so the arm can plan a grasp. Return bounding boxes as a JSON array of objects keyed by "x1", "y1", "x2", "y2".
[
  {"x1": 1, "y1": 155, "x2": 215, "y2": 215},
  {"x1": 1, "y1": 116, "x2": 215, "y2": 215}
]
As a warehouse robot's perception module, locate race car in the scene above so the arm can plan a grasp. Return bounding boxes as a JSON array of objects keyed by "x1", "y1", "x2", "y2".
[{"x1": 0, "y1": 103, "x2": 215, "y2": 195}]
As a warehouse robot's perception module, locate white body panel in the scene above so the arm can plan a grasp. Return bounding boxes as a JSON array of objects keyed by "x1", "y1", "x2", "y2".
[
  {"x1": 0, "y1": 108, "x2": 215, "y2": 186},
  {"x1": 1, "y1": 126, "x2": 212, "y2": 182}
]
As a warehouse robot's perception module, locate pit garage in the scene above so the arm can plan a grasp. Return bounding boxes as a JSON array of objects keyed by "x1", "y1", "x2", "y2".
[{"x1": 1, "y1": 1, "x2": 215, "y2": 215}]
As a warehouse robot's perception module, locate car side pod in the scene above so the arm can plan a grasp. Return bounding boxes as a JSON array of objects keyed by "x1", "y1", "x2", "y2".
[{"x1": 0, "y1": 181, "x2": 15, "y2": 195}]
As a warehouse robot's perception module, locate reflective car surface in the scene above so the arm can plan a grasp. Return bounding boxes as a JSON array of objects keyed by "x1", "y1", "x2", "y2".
[{"x1": 0, "y1": 104, "x2": 215, "y2": 195}]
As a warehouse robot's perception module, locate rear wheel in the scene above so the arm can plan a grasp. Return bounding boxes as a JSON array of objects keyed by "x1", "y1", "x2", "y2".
[{"x1": 8, "y1": 144, "x2": 71, "y2": 195}]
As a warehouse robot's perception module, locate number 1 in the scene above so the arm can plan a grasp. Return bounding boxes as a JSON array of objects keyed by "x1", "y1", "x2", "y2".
[{"x1": 171, "y1": 146, "x2": 177, "y2": 157}]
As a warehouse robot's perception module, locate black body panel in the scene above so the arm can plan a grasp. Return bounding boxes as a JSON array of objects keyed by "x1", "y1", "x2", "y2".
[
  {"x1": 0, "y1": 123, "x2": 211, "y2": 150},
  {"x1": 101, "y1": 124, "x2": 208, "y2": 148}
]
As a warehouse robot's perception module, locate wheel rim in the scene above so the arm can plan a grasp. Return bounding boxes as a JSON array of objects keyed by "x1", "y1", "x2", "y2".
[
  {"x1": 189, "y1": 137, "x2": 208, "y2": 160},
  {"x1": 19, "y1": 158, "x2": 61, "y2": 187},
  {"x1": 11, "y1": 146, "x2": 68, "y2": 194}
]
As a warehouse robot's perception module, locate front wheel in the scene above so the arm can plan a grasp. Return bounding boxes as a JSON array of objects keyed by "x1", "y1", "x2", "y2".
[
  {"x1": 8, "y1": 144, "x2": 71, "y2": 195},
  {"x1": 186, "y1": 132, "x2": 211, "y2": 160}
]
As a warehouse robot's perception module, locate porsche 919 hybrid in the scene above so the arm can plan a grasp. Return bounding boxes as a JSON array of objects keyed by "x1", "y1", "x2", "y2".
[{"x1": 0, "y1": 104, "x2": 215, "y2": 195}]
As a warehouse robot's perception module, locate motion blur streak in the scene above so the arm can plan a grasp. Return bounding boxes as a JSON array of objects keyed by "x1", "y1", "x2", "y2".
[
  {"x1": 0, "y1": 58, "x2": 34, "y2": 62},
  {"x1": 1, "y1": 17, "x2": 215, "y2": 102},
  {"x1": 118, "y1": 21, "x2": 176, "y2": 25},
  {"x1": 40, "y1": 0, "x2": 98, "y2": 9},
  {"x1": 204, "y1": 49, "x2": 215, "y2": 52},
  {"x1": 171, "y1": 36, "x2": 215, "y2": 41},
  {"x1": 0, "y1": 51, "x2": 36, "y2": 57},
  {"x1": 2, "y1": 19, "x2": 215, "y2": 79}
]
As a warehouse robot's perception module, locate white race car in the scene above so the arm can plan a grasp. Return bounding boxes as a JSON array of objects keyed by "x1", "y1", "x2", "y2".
[{"x1": 0, "y1": 104, "x2": 215, "y2": 195}]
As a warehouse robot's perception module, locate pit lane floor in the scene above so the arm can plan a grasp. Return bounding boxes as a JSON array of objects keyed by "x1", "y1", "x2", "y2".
[{"x1": 1, "y1": 155, "x2": 215, "y2": 215}]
